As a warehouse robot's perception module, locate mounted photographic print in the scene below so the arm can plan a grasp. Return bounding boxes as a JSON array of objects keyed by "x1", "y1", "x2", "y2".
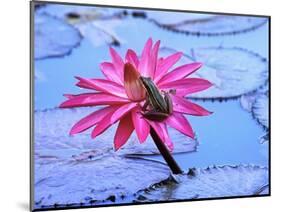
[{"x1": 30, "y1": 1, "x2": 270, "y2": 211}]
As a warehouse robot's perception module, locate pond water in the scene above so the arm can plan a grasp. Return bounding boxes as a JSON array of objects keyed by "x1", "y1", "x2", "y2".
[{"x1": 33, "y1": 6, "x2": 269, "y2": 208}]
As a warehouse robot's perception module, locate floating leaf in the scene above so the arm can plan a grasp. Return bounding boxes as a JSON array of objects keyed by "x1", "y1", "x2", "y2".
[
  {"x1": 34, "y1": 13, "x2": 82, "y2": 60},
  {"x1": 37, "y1": 4, "x2": 125, "y2": 20},
  {"x1": 136, "y1": 165, "x2": 269, "y2": 202},
  {"x1": 240, "y1": 86, "x2": 269, "y2": 143},
  {"x1": 34, "y1": 156, "x2": 170, "y2": 208},
  {"x1": 35, "y1": 107, "x2": 197, "y2": 161},
  {"x1": 37, "y1": 4, "x2": 126, "y2": 47},
  {"x1": 240, "y1": 83, "x2": 268, "y2": 112},
  {"x1": 145, "y1": 11, "x2": 267, "y2": 36},
  {"x1": 242, "y1": 92, "x2": 269, "y2": 143},
  {"x1": 73, "y1": 19, "x2": 123, "y2": 47},
  {"x1": 159, "y1": 47, "x2": 268, "y2": 100},
  {"x1": 252, "y1": 94, "x2": 269, "y2": 129}
]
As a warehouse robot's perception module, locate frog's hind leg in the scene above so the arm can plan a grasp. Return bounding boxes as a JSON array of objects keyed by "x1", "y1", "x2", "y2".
[{"x1": 143, "y1": 110, "x2": 169, "y2": 122}]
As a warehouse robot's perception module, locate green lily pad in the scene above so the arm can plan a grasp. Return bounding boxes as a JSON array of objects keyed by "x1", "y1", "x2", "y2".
[
  {"x1": 34, "y1": 13, "x2": 82, "y2": 60},
  {"x1": 135, "y1": 165, "x2": 269, "y2": 202},
  {"x1": 159, "y1": 47, "x2": 268, "y2": 100},
  {"x1": 34, "y1": 156, "x2": 170, "y2": 208},
  {"x1": 34, "y1": 107, "x2": 197, "y2": 161},
  {"x1": 145, "y1": 11, "x2": 267, "y2": 36}
]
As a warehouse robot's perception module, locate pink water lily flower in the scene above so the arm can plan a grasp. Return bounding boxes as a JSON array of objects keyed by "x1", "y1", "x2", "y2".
[{"x1": 60, "y1": 38, "x2": 212, "y2": 151}]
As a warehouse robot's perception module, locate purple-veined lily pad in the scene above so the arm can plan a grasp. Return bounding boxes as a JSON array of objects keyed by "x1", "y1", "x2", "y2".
[
  {"x1": 159, "y1": 47, "x2": 268, "y2": 100},
  {"x1": 135, "y1": 165, "x2": 268, "y2": 202},
  {"x1": 145, "y1": 11, "x2": 267, "y2": 36},
  {"x1": 34, "y1": 156, "x2": 170, "y2": 208},
  {"x1": 34, "y1": 13, "x2": 82, "y2": 60},
  {"x1": 34, "y1": 107, "x2": 197, "y2": 161}
]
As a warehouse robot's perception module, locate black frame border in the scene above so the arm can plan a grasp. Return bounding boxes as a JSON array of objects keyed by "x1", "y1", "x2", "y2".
[{"x1": 30, "y1": 1, "x2": 271, "y2": 211}]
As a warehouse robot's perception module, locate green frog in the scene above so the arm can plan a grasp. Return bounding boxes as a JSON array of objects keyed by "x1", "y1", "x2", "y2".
[{"x1": 140, "y1": 76, "x2": 173, "y2": 121}]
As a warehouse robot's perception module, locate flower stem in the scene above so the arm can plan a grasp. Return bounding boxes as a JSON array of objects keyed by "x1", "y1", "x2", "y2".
[{"x1": 150, "y1": 127, "x2": 183, "y2": 175}]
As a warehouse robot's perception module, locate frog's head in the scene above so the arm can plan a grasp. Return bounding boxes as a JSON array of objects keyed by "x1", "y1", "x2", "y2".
[{"x1": 139, "y1": 76, "x2": 152, "y2": 89}]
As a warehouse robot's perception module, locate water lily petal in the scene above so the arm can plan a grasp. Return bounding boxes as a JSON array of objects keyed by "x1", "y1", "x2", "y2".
[
  {"x1": 114, "y1": 114, "x2": 135, "y2": 151},
  {"x1": 70, "y1": 106, "x2": 116, "y2": 135},
  {"x1": 63, "y1": 94, "x2": 75, "y2": 99},
  {"x1": 76, "y1": 77, "x2": 127, "y2": 98},
  {"x1": 159, "y1": 78, "x2": 213, "y2": 96},
  {"x1": 154, "y1": 52, "x2": 183, "y2": 83},
  {"x1": 158, "y1": 62, "x2": 202, "y2": 85},
  {"x1": 110, "y1": 47, "x2": 124, "y2": 82},
  {"x1": 166, "y1": 112, "x2": 194, "y2": 138},
  {"x1": 149, "y1": 121, "x2": 174, "y2": 151},
  {"x1": 125, "y1": 49, "x2": 139, "y2": 69},
  {"x1": 172, "y1": 95, "x2": 212, "y2": 116},
  {"x1": 91, "y1": 110, "x2": 115, "y2": 139},
  {"x1": 59, "y1": 93, "x2": 129, "y2": 108},
  {"x1": 131, "y1": 107, "x2": 150, "y2": 143},
  {"x1": 91, "y1": 103, "x2": 136, "y2": 139},
  {"x1": 138, "y1": 38, "x2": 153, "y2": 76},
  {"x1": 124, "y1": 63, "x2": 146, "y2": 101},
  {"x1": 149, "y1": 40, "x2": 161, "y2": 79},
  {"x1": 110, "y1": 103, "x2": 137, "y2": 124},
  {"x1": 100, "y1": 62, "x2": 123, "y2": 85}
]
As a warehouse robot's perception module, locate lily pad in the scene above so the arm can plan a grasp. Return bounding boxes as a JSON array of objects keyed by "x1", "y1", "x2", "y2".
[
  {"x1": 73, "y1": 19, "x2": 123, "y2": 47},
  {"x1": 37, "y1": 4, "x2": 126, "y2": 47},
  {"x1": 240, "y1": 83, "x2": 268, "y2": 112},
  {"x1": 252, "y1": 94, "x2": 269, "y2": 129},
  {"x1": 34, "y1": 156, "x2": 170, "y2": 208},
  {"x1": 37, "y1": 4, "x2": 126, "y2": 20},
  {"x1": 240, "y1": 86, "x2": 269, "y2": 143},
  {"x1": 242, "y1": 92, "x2": 269, "y2": 143},
  {"x1": 35, "y1": 107, "x2": 197, "y2": 161},
  {"x1": 159, "y1": 47, "x2": 268, "y2": 100},
  {"x1": 135, "y1": 165, "x2": 269, "y2": 202},
  {"x1": 145, "y1": 11, "x2": 267, "y2": 36},
  {"x1": 34, "y1": 13, "x2": 82, "y2": 60}
]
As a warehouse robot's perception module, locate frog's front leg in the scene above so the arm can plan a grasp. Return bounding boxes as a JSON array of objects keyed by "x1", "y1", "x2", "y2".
[{"x1": 143, "y1": 110, "x2": 170, "y2": 122}]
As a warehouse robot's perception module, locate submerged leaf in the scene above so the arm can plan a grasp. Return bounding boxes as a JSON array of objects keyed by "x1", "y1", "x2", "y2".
[
  {"x1": 136, "y1": 165, "x2": 269, "y2": 202},
  {"x1": 145, "y1": 11, "x2": 268, "y2": 36},
  {"x1": 34, "y1": 13, "x2": 82, "y2": 60},
  {"x1": 34, "y1": 156, "x2": 170, "y2": 208},
  {"x1": 35, "y1": 107, "x2": 197, "y2": 161},
  {"x1": 159, "y1": 47, "x2": 268, "y2": 100}
]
